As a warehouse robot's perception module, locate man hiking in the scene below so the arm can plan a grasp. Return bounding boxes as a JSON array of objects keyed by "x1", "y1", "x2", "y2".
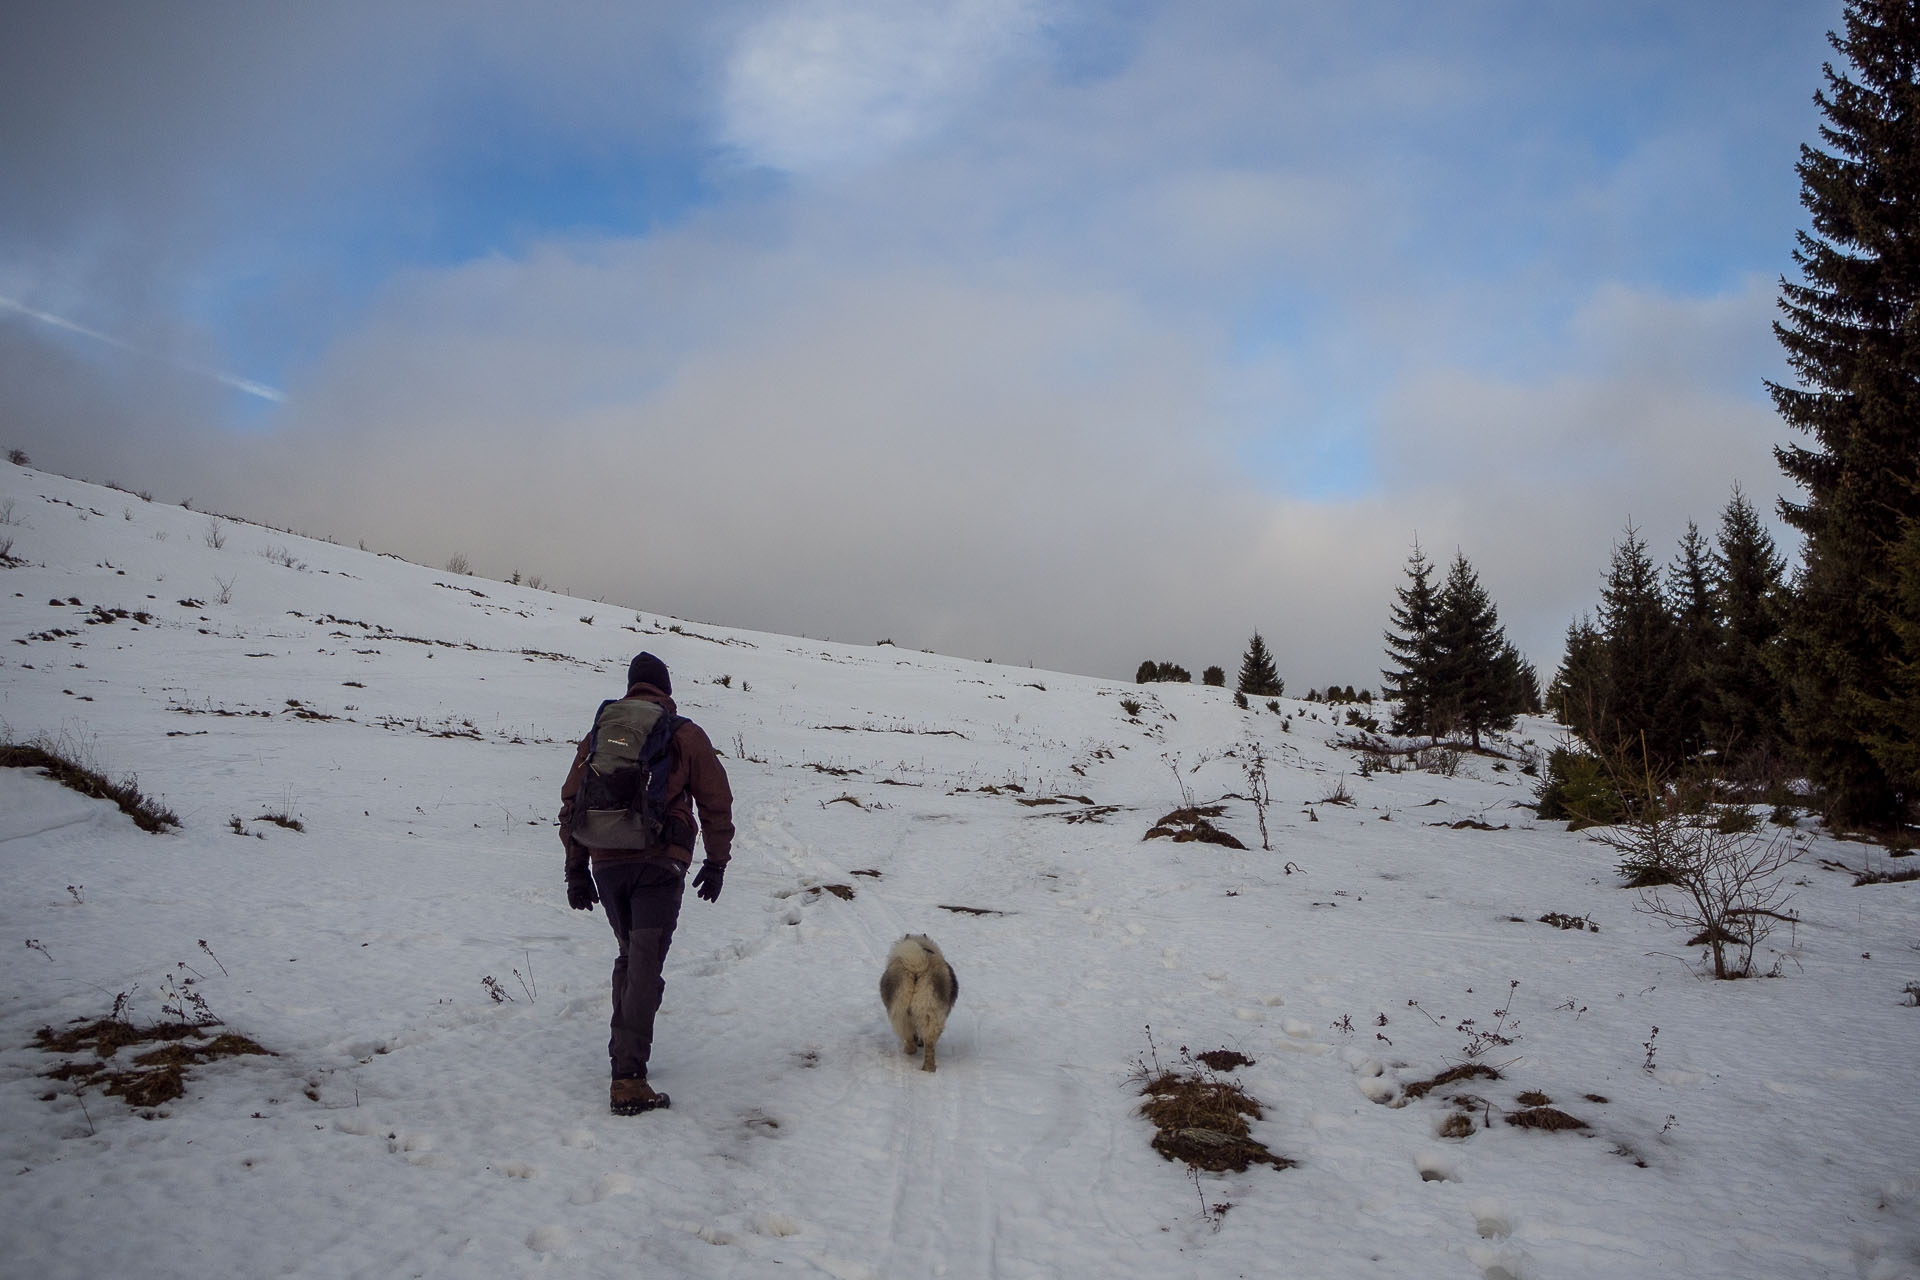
[{"x1": 559, "y1": 652, "x2": 734, "y2": 1115}]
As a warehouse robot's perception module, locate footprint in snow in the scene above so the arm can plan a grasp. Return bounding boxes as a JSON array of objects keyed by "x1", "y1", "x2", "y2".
[
  {"x1": 525, "y1": 1224, "x2": 570, "y2": 1254},
  {"x1": 569, "y1": 1172, "x2": 633, "y2": 1205},
  {"x1": 387, "y1": 1131, "x2": 452, "y2": 1168},
  {"x1": 1468, "y1": 1196, "x2": 1511, "y2": 1238},
  {"x1": 1414, "y1": 1152, "x2": 1458, "y2": 1183},
  {"x1": 1469, "y1": 1243, "x2": 1529, "y2": 1280}
]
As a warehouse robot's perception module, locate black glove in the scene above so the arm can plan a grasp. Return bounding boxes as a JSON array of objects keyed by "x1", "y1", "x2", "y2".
[
  {"x1": 567, "y1": 878, "x2": 598, "y2": 911},
  {"x1": 692, "y1": 861, "x2": 725, "y2": 903}
]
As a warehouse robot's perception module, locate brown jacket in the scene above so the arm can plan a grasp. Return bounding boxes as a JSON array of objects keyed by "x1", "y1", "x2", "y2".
[{"x1": 558, "y1": 685, "x2": 734, "y2": 884}]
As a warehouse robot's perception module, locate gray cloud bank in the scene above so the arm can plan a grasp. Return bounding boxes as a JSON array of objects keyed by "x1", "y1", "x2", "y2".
[{"x1": 2, "y1": 1, "x2": 1828, "y2": 685}]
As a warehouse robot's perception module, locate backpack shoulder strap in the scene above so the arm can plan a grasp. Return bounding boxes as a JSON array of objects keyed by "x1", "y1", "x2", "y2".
[{"x1": 582, "y1": 697, "x2": 616, "y2": 751}]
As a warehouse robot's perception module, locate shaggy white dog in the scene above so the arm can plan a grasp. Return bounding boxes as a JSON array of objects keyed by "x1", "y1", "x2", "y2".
[{"x1": 879, "y1": 934, "x2": 958, "y2": 1072}]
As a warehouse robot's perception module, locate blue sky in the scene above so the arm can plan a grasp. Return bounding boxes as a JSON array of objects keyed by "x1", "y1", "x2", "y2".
[{"x1": 0, "y1": 0, "x2": 1837, "y2": 682}]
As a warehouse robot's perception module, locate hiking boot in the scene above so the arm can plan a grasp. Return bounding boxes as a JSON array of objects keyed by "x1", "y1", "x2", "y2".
[{"x1": 610, "y1": 1077, "x2": 670, "y2": 1115}]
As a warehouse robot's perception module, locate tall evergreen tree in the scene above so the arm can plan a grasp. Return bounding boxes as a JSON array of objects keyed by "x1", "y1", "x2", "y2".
[
  {"x1": 1770, "y1": 0, "x2": 1920, "y2": 824},
  {"x1": 1596, "y1": 525, "x2": 1682, "y2": 766},
  {"x1": 1236, "y1": 632, "x2": 1283, "y2": 698},
  {"x1": 1430, "y1": 552, "x2": 1520, "y2": 749},
  {"x1": 1381, "y1": 542, "x2": 1441, "y2": 738},
  {"x1": 1504, "y1": 645, "x2": 1544, "y2": 716},
  {"x1": 1547, "y1": 614, "x2": 1606, "y2": 729},
  {"x1": 1708, "y1": 485, "x2": 1789, "y2": 767},
  {"x1": 1860, "y1": 521, "x2": 1920, "y2": 789},
  {"x1": 1666, "y1": 522, "x2": 1719, "y2": 762}
]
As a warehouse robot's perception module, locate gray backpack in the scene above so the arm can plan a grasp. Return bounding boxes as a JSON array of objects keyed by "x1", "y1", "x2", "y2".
[{"x1": 574, "y1": 698, "x2": 682, "y2": 850}]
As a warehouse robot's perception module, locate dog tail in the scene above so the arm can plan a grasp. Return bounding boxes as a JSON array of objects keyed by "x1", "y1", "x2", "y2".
[{"x1": 889, "y1": 935, "x2": 937, "y2": 975}]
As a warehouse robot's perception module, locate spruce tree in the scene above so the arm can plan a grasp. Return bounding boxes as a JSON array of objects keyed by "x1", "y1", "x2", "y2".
[
  {"x1": 1861, "y1": 522, "x2": 1920, "y2": 789},
  {"x1": 1708, "y1": 485, "x2": 1789, "y2": 769},
  {"x1": 1548, "y1": 614, "x2": 1606, "y2": 729},
  {"x1": 1596, "y1": 526, "x2": 1681, "y2": 766},
  {"x1": 1770, "y1": 0, "x2": 1920, "y2": 824},
  {"x1": 1504, "y1": 646, "x2": 1544, "y2": 716},
  {"x1": 1382, "y1": 542, "x2": 1441, "y2": 738},
  {"x1": 1236, "y1": 632, "x2": 1283, "y2": 698},
  {"x1": 1430, "y1": 552, "x2": 1520, "y2": 749},
  {"x1": 1666, "y1": 522, "x2": 1719, "y2": 762}
]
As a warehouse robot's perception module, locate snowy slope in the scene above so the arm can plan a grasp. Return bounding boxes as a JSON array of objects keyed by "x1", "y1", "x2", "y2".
[{"x1": 2, "y1": 464, "x2": 1918, "y2": 1280}]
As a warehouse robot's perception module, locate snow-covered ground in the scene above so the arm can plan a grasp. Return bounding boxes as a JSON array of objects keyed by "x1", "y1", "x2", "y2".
[{"x1": 2, "y1": 463, "x2": 1918, "y2": 1280}]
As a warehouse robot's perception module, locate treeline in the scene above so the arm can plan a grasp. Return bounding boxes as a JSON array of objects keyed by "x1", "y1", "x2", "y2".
[
  {"x1": 1544, "y1": 0, "x2": 1919, "y2": 833},
  {"x1": 1136, "y1": 631, "x2": 1290, "y2": 697},
  {"x1": 1131, "y1": 552, "x2": 1538, "y2": 752},
  {"x1": 1546, "y1": 491, "x2": 1787, "y2": 787}
]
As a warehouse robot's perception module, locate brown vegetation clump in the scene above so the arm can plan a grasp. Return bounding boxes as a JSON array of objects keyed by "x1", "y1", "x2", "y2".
[
  {"x1": 1144, "y1": 806, "x2": 1246, "y2": 848},
  {"x1": 104, "y1": 1064, "x2": 188, "y2": 1107},
  {"x1": 1, "y1": 743, "x2": 179, "y2": 832},
  {"x1": 1402, "y1": 1062, "x2": 1503, "y2": 1100},
  {"x1": 34, "y1": 1018, "x2": 194, "y2": 1057},
  {"x1": 1193, "y1": 1049, "x2": 1254, "y2": 1072},
  {"x1": 1505, "y1": 1106, "x2": 1589, "y2": 1131},
  {"x1": 33, "y1": 1019, "x2": 272, "y2": 1112},
  {"x1": 1139, "y1": 1074, "x2": 1291, "y2": 1173},
  {"x1": 1138, "y1": 1064, "x2": 1293, "y2": 1174}
]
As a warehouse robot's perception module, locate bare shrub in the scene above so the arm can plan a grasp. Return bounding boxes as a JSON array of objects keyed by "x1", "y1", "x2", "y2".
[
  {"x1": 204, "y1": 517, "x2": 227, "y2": 550},
  {"x1": 212, "y1": 574, "x2": 236, "y2": 605},
  {"x1": 1241, "y1": 738, "x2": 1272, "y2": 850},
  {"x1": 1599, "y1": 802, "x2": 1803, "y2": 979},
  {"x1": 6, "y1": 448, "x2": 28, "y2": 466},
  {"x1": 445, "y1": 553, "x2": 470, "y2": 575},
  {"x1": 0, "y1": 499, "x2": 18, "y2": 525}
]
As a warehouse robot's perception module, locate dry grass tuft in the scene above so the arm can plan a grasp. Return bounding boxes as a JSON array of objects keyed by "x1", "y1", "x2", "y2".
[
  {"x1": 1193, "y1": 1049, "x2": 1254, "y2": 1072},
  {"x1": 2, "y1": 742, "x2": 179, "y2": 832},
  {"x1": 1144, "y1": 806, "x2": 1246, "y2": 848},
  {"x1": 1402, "y1": 1062, "x2": 1502, "y2": 1100},
  {"x1": 34, "y1": 1018, "x2": 194, "y2": 1058},
  {"x1": 133, "y1": 1033, "x2": 270, "y2": 1069},
  {"x1": 33, "y1": 1019, "x2": 272, "y2": 1112},
  {"x1": 104, "y1": 1063, "x2": 187, "y2": 1107},
  {"x1": 1138, "y1": 1067, "x2": 1293, "y2": 1174},
  {"x1": 1505, "y1": 1106, "x2": 1589, "y2": 1131}
]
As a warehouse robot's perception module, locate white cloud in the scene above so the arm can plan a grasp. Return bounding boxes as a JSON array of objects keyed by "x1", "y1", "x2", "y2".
[
  {"x1": 0, "y1": 1, "x2": 1827, "y2": 687},
  {"x1": 720, "y1": 0, "x2": 1051, "y2": 173}
]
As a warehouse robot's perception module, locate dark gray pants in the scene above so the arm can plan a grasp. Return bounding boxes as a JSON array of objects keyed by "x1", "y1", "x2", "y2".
[{"x1": 593, "y1": 858, "x2": 686, "y2": 1080}]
